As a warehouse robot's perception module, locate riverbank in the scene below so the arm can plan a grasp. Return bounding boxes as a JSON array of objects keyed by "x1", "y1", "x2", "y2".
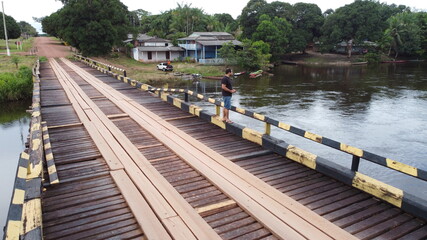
[
  {"x1": 0, "y1": 55, "x2": 37, "y2": 102},
  {"x1": 92, "y1": 53, "x2": 224, "y2": 85},
  {"x1": 282, "y1": 51, "x2": 371, "y2": 65}
]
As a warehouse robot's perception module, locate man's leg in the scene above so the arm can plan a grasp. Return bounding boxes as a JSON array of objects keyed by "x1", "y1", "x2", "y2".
[{"x1": 223, "y1": 107, "x2": 228, "y2": 121}]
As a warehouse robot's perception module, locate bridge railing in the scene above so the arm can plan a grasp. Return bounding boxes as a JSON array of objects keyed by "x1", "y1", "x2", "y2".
[
  {"x1": 74, "y1": 55, "x2": 427, "y2": 221},
  {"x1": 74, "y1": 54, "x2": 127, "y2": 77},
  {"x1": 4, "y1": 59, "x2": 44, "y2": 240},
  {"x1": 152, "y1": 87, "x2": 427, "y2": 182}
]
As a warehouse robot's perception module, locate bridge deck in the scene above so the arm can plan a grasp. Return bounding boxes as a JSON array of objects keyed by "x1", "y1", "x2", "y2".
[{"x1": 37, "y1": 58, "x2": 427, "y2": 240}]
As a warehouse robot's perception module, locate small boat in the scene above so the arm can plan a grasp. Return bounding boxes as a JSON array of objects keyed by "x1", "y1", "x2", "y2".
[
  {"x1": 249, "y1": 70, "x2": 263, "y2": 76},
  {"x1": 381, "y1": 60, "x2": 407, "y2": 63},
  {"x1": 234, "y1": 71, "x2": 245, "y2": 76},
  {"x1": 203, "y1": 76, "x2": 223, "y2": 80},
  {"x1": 352, "y1": 61, "x2": 368, "y2": 65}
]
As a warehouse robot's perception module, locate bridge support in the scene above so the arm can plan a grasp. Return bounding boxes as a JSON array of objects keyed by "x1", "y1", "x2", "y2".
[
  {"x1": 265, "y1": 123, "x2": 271, "y2": 135},
  {"x1": 351, "y1": 156, "x2": 360, "y2": 171}
]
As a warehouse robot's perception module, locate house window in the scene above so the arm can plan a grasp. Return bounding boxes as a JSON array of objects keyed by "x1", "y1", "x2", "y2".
[
  {"x1": 166, "y1": 51, "x2": 170, "y2": 60},
  {"x1": 148, "y1": 51, "x2": 152, "y2": 60}
]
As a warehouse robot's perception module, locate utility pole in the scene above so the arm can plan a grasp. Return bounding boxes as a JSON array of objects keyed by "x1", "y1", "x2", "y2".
[{"x1": 2, "y1": 1, "x2": 10, "y2": 56}]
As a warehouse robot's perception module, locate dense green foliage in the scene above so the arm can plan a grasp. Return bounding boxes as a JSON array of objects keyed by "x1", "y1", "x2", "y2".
[
  {"x1": 252, "y1": 14, "x2": 291, "y2": 60},
  {"x1": 320, "y1": 1, "x2": 408, "y2": 52},
  {"x1": 0, "y1": 66, "x2": 33, "y2": 102},
  {"x1": 18, "y1": 21, "x2": 38, "y2": 37},
  {"x1": 134, "y1": 4, "x2": 238, "y2": 40},
  {"x1": 288, "y1": 3, "x2": 324, "y2": 53},
  {"x1": 0, "y1": 14, "x2": 21, "y2": 39},
  {"x1": 42, "y1": 0, "x2": 130, "y2": 56},
  {"x1": 219, "y1": 40, "x2": 271, "y2": 70},
  {"x1": 41, "y1": 0, "x2": 426, "y2": 61}
]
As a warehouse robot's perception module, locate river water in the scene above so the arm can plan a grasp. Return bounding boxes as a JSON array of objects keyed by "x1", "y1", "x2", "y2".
[
  {"x1": 0, "y1": 100, "x2": 30, "y2": 238},
  {"x1": 188, "y1": 62, "x2": 427, "y2": 199}
]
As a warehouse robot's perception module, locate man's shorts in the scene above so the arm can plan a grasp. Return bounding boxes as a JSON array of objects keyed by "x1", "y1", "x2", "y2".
[{"x1": 223, "y1": 96, "x2": 232, "y2": 110}]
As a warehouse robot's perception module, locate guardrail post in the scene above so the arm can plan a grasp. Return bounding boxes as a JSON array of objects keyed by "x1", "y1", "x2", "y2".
[
  {"x1": 265, "y1": 123, "x2": 271, "y2": 135},
  {"x1": 351, "y1": 156, "x2": 361, "y2": 171},
  {"x1": 216, "y1": 105, "x2": 221, "y2": 116},
  {"x1": 185, "y1": 93, "x2": 189, "y2": 102}
]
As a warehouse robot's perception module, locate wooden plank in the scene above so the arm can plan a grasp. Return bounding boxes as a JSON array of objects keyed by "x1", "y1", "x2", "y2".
[
  {"x1": 110, "y1": 169, "x2": 172, "y2": 240},
  {"x1": 51, "y1": 59, "x2": 221, "y2": 240},
  {"x1": 60, "y1": 58, "x2": 353, "y2": 240},
  {"x1": 47, "y1": 122, "x2": 83, "y2": 129},
  {"x1": 195, "y1": 199, "x2": 237, "y2": 217}
]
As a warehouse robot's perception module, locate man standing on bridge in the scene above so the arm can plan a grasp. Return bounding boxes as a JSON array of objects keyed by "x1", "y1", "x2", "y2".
[{"x1": 221, "y1": 68, "x2": 236, "y2": 123}]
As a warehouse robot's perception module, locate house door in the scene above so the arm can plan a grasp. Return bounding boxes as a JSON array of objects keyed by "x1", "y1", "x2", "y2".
[
  {"x1": 166, "y1": 51, "x2": 170, "y2": 60},
  {"x1": 148, "y1": 51, "x2": 152, "y2": 60}
]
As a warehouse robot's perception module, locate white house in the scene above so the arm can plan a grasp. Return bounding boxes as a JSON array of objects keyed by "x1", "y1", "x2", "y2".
[{"x1": 129, "y1": 34, "x2": 184, "y2": 62}]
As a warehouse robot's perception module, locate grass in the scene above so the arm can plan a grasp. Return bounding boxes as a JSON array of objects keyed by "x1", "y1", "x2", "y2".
[
  {"x1": 0, "y1": 55, "x2": 37, "y2": 73},
  {"x1": 92, "y1": 53, "x2": 224, "y2": 85},
  {"x1": 0, "y1": 38, "x2": 35, "y2": 53}
]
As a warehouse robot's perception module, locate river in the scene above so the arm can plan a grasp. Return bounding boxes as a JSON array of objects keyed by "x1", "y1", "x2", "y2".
[
  {"x1": 188, "y1": 62, "x2": 427, "y2": 199},
  {"x1": 0, "y1": 100, "x2": 31, "y2": 238}
]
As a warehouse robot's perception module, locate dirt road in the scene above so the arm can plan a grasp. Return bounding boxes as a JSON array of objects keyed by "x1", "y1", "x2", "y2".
[{"x1": 34, "y1": 37, "x2": 71, "y2": 58}]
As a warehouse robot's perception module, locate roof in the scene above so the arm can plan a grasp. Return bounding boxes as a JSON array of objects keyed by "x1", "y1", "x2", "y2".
[
  {"x1": 137, "y1": 46, "x2": 184, "y2": 52},
  {"x1": 144, "y1": 37, "x2": 171, "y2": 43},
  {"x1": 178, "y1": 32, "x2": 235, "y2": 41},
  {"x1": 197, "y1": 40, "x2": 242, "y2": 46}
]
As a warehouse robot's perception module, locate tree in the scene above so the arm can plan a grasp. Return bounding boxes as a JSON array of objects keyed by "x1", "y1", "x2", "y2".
[
  {"x1": 170, "y1": 3, "x2": 207, "y2": 35},
  {"x1": 320, "y1": 0, "x2": 408, "y2": 57},
  {"x1": 414, "y1": 12, "x2": 427, "y2": 58},
  {"x1": 42, "y1": 0, "x2": 130, "y2": 56},
  {"x1": 236, "y1": 39, "x2": 271, "y2": 70},
  {"x1": 0, "y1": 14, "x2": 21, "y2": 39},
  {"x1": 18, "y1": 21, "x2": 38, "y2": 38},
  {"x1": 213, "y1": 14, "x2": 238, "y2": 33},
  {"x1": 384, "y1": 12, "x2": 421, "y2": 59},
  {"x1": 11, "y1": 56, "x2": 20, "y2": 69},
  {"x1": 218, "y1": 42, "x2": 237, "y2": 65},
  {"x1": 262, "y1": 1, "x2": 293, "y2": 21},
  {"x1": 239, "y1": 0, "x2": 268, "y2": 39},
  {"x1": 289, "y1": 3, "x2": 324, "y2": 53},
  {"x1": 252, "y1": 15, "x2": 291, "y2": 60}
]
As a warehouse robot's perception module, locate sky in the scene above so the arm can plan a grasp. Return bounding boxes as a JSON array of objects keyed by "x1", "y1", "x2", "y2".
[{"x1": 2, "y1": 0, "x2": 427, "y2": 33}]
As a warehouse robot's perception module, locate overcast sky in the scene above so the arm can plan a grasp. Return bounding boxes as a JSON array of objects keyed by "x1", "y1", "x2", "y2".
[{"x1": 2, "y1": 0, "x2": 427, "y2": 33}]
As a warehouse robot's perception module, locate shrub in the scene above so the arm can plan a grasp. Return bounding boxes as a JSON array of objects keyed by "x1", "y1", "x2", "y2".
[
  {"x1": 0, "y1": 66, "x2": 33, "y2": 102},
  {"x1": 364, "y1": 52, "x2": 381, "y2": 63}
]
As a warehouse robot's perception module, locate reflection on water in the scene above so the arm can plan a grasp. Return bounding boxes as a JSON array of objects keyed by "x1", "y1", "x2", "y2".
[
  {"x1": 186, "y1": 62, "x2": 427, "y2": 198},
  {"x1": 0, "y1": 100, "x2": 31, "y2": 238}
]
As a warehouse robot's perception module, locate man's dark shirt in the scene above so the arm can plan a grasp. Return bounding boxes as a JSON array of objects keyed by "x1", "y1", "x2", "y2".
[{"x1": 221, "y1": 76, "x2": 233, "y2": 96}]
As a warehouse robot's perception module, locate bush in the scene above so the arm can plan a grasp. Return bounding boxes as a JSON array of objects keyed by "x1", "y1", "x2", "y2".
[
  {"x1": 0, "y1": 66, "x2": 33, "y2": 102},
  {"x1": 39, "y1": 56, "x2": 48, "y2": 62},
  {"x1": 364, "y1": 52, "x2": 381, "y2": 63}
]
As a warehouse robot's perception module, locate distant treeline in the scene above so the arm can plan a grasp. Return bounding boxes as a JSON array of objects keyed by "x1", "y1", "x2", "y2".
[{"x1": 41, "y1": 0, "x2": 427, "y2": 60}]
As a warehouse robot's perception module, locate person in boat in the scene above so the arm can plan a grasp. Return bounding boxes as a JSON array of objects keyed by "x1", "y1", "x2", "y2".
[{"x1": 221, "y1": 68, "x2": 236, "y2": 123}]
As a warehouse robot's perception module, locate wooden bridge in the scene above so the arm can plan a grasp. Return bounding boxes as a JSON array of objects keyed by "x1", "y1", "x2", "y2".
[{"x1": 4, "y1": 56, "x2": 427, "y2": 240}]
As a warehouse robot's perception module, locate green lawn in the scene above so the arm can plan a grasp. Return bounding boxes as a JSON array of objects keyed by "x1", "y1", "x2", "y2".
[
  {"x1": 0, "y1": 55, "x2": 37, "y2": 74},
  {"x1": 92, "y1": 53, "x2": 224, "y2": 85},
  {"x1": 0, "y1": 38, "x2": 35, "y2": 53}
]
